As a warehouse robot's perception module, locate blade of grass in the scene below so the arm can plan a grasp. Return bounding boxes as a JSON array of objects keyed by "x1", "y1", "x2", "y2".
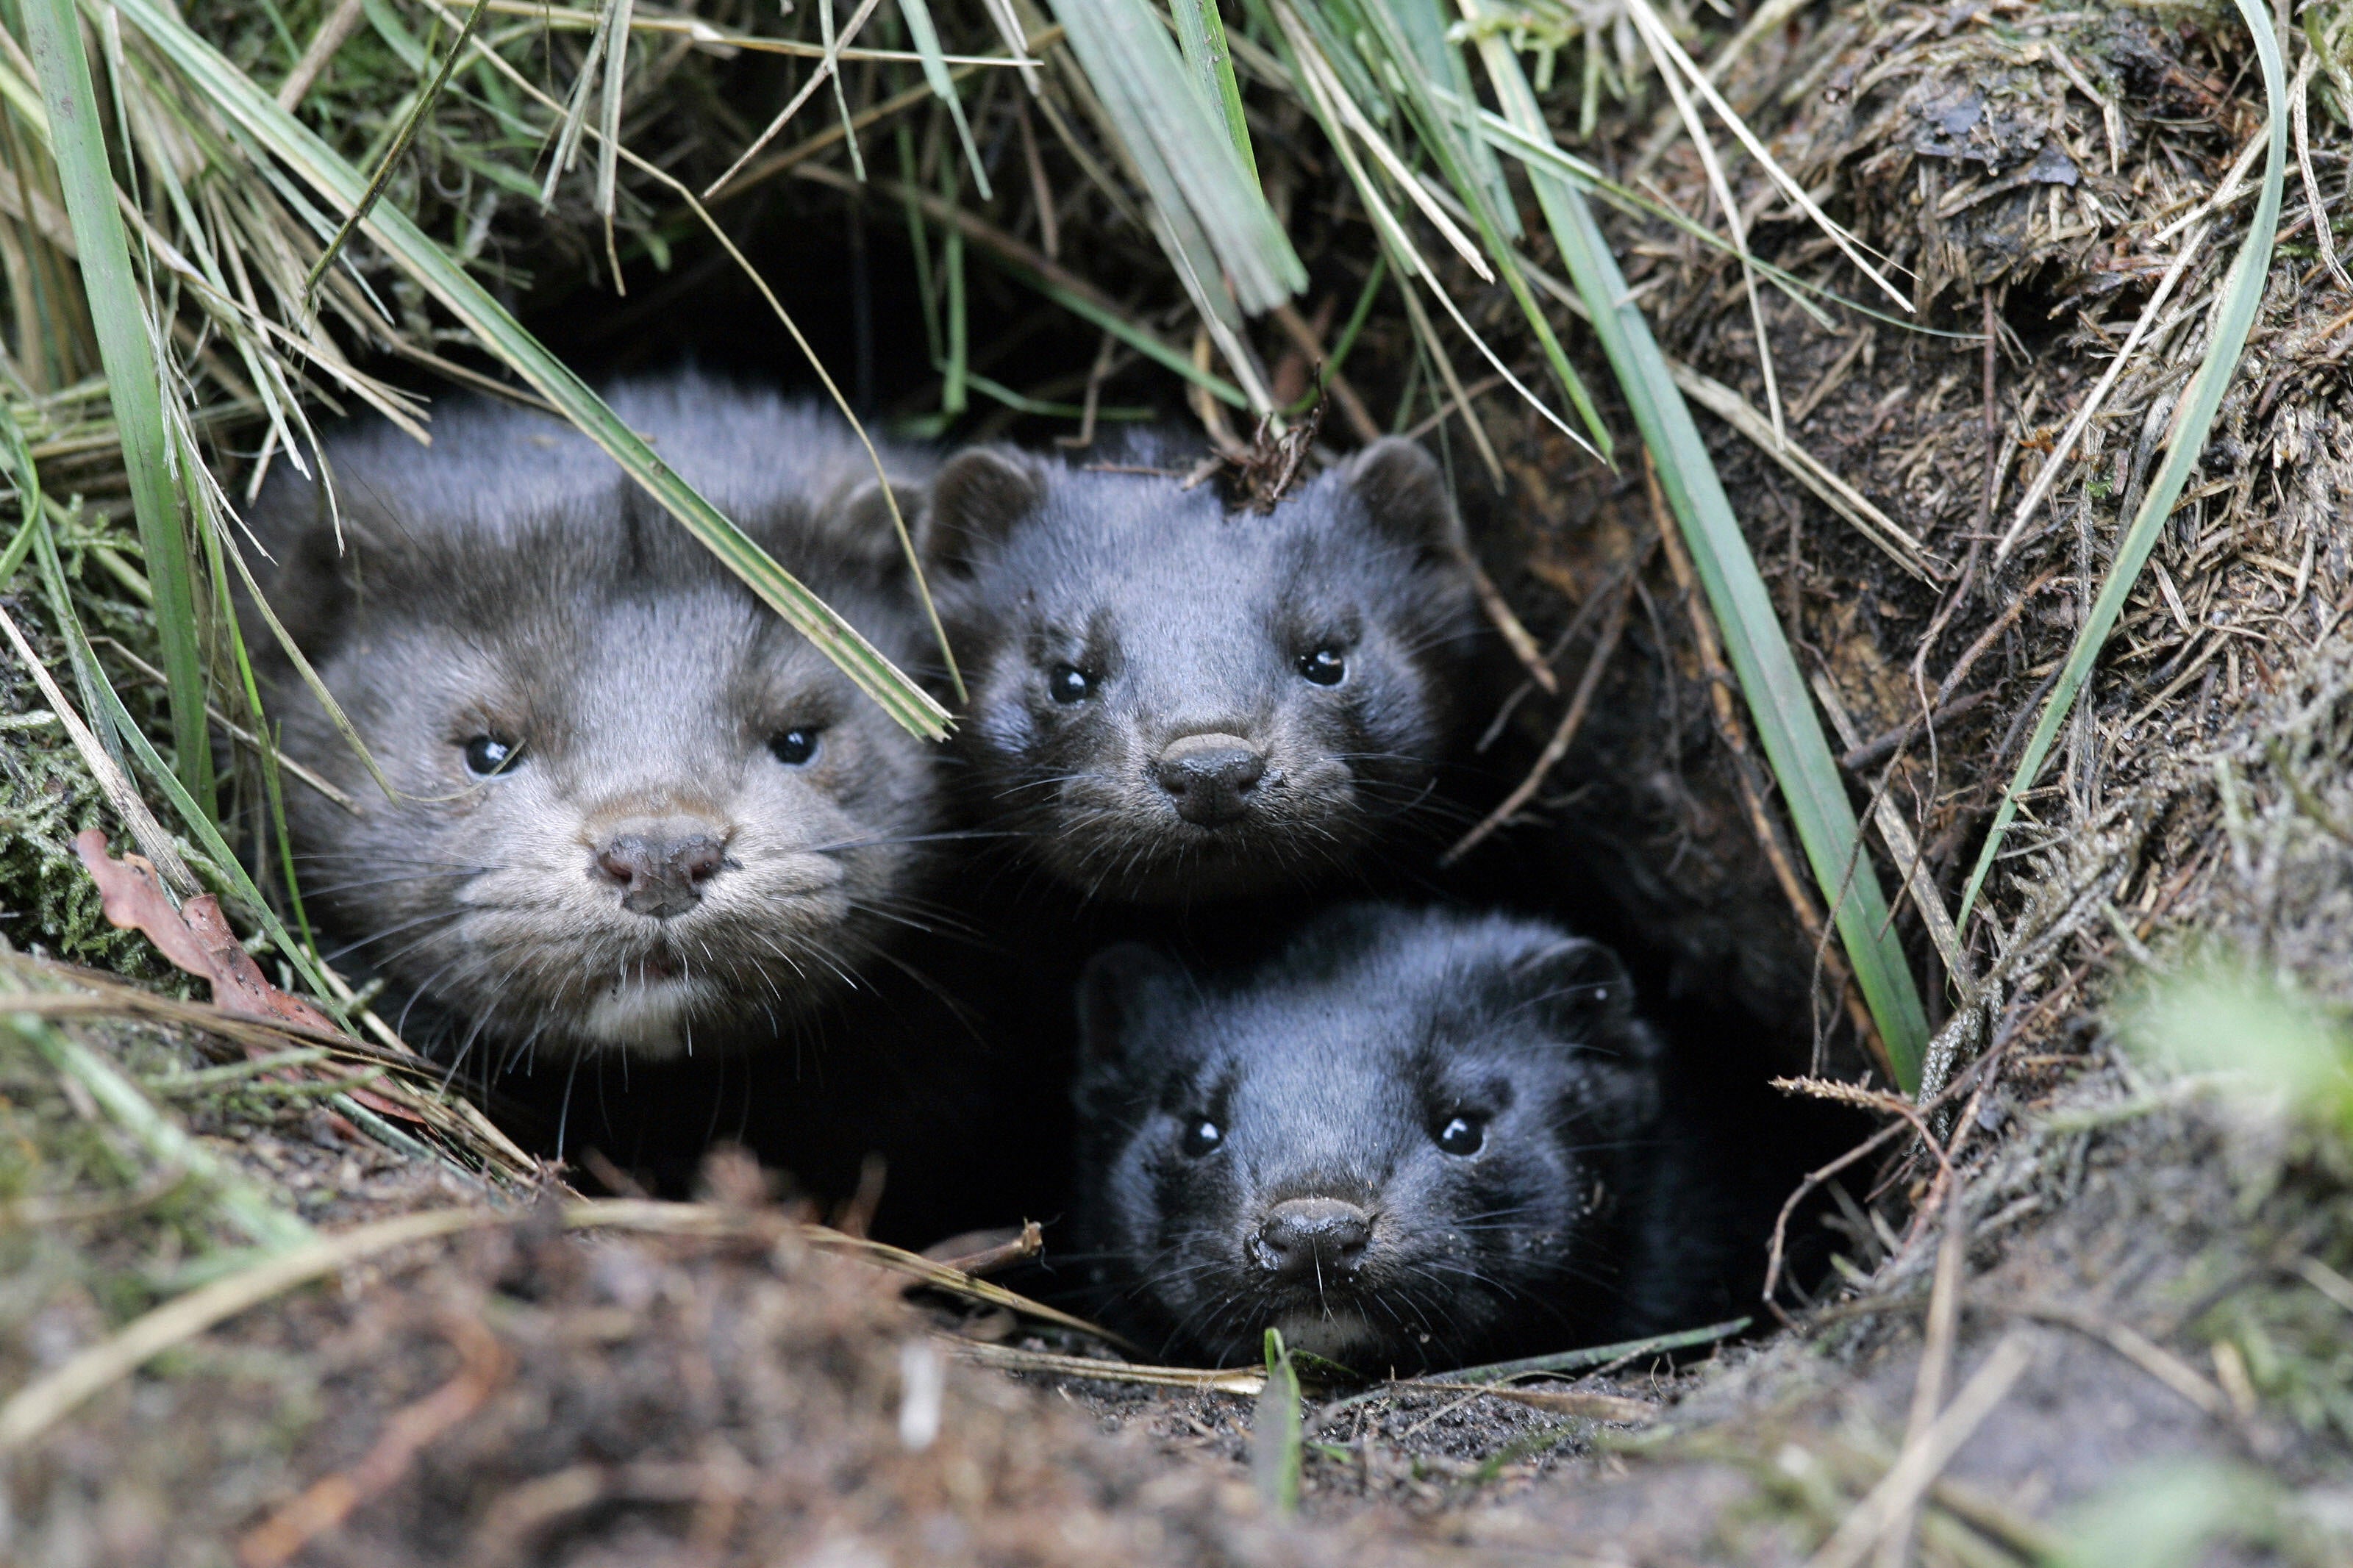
[
  {"x1": 13, "y1": 1014, "x2": 313, "y2": 1253},
  {"x1": 1171, "y1": 0, "x2": 1257, "y2": 185},
  {"x1": 796, "y1": 160, "x2": 1248, "y2": 407},
  {"x1": 1464, "y1": 7, "x2": 1930, "y2": 1088},
  {"x1": 1253, "y1": 1328, "x2": 1304, "y2": 1514},
  {"x1": 1317, "y1": 0, "x2": 1607, "y2": 452},
  {"x1": 1046, "y1": 0, "x2": 1302, "y2": 312},
  {"x1": 300, "y1": 0, "x2": 488, "y2": 298},
  {"x1": 118, "y1": 0, "x2": 949, "y2": 739},
  {"x1": 701, "y1": 0, "x2": 884, "y2": 197},
  {"x1": 23, "y1": 0, "x2": 213, "y2": 817},
  {"x1": 1621, "y1": 0, "x2": 1912, "y2": 313},
  {"x1": 1958, "y1": 0, "x2": 2284, "y2": 931},
  {"x1": 896, "y1": 0, "x2": 991, "y2": 198}
]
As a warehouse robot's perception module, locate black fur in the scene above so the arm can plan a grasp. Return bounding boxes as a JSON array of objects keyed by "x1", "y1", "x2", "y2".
[
  {"x1": 1070, "y1": 903, "x2": 1746, "y2": 1371},
  {"x1": 921, "y1": 439, "x2": 1479, "y2": 903}
]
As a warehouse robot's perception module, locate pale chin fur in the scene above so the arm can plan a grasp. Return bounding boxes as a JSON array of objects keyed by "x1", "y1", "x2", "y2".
[
  {"x1": 580, "y1": 977, "x2": 724, "y2": 1059},
  {"x1": 1266, "y1": 1309, "x2": 1379, "y2": 1362}
]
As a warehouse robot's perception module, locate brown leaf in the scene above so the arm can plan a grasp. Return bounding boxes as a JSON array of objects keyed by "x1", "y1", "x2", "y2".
[
  {"x1": 73, "y1": 828, "x2": 213, "y2": 979},
  {"x1": 74, "y1": 828, "x2": 339, "y2": 1035}
]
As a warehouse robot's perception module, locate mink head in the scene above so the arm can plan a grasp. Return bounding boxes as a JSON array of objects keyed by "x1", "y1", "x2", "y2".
[
  {"x1": 921, "y1": 440, "x2": 1477, "y2": 903},
  {"x1": 1072, "y1": 904, "x2": 1662, "y2": 1370},
  {"x1": 242, "y1": 380, "x2": 939, "y2": 1063}
]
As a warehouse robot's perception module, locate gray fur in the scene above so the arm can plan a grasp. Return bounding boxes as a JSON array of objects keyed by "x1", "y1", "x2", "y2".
[
  {"x1": 1071, "y1": 904, "x2": 1671, "y2": 1370},
  {"x1": 921, "y1": 439, "x2": 1478, "y2": 902},
  {"x1": 240, "y1": 374, "x2": 940, "y2": 1062}
]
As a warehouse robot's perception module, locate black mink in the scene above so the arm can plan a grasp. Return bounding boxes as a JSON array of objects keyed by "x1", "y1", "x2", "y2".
[
  {"x1": 918, "y1": 439, "x2": 1479, "y2": 903},
  {"x1": 1069, "y1": 903, "x2": 1746, "y2": 1370}
]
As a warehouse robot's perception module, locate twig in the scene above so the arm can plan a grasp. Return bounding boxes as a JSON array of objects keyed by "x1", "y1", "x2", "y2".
[
  {"x1": 1812, "y1": 675, "x2": 1967, "y2": 991},
  {"x1": 1443, "y1": 549, "x2": 1639, "y2": 862},
  {"x1": 1995, "y1": 222, "x2": 2211, "y2": 562},
  {"x1": 2293, "y1": 49, "x2": 2352, "y2": 293},
  {"x1": 1269, "y1": 300, "x2": 1379, "y2": 443},
  {"x1": 1875, "y1": 1199, "x2": 1970, "y2": 1568},
  {"x1": 0, "y1": 601, "x2": 198, "y2": 893},
  {"x1": 0, "y1": 1200, "x2": 1125, "y2": 1453},
  {"x1": 1802, "y1": 1333, "x2": 2035, "y2": 1568},
  {"x1": 236, "y1": 1311, "x2": 513, "y2": 1568},
  {"x1": 301, "y1": 0, "x2": 493, "y2": 300},
  {"x1": 1667, "y1": 361, "x2": 1935, "y2": 581},
  {"x1": 946, "y1": 1339, "x2": 1267, "y2": 1394},
  {"x1": 1464, "y1": 552, "x2": 1559, "y2": 698},
  {"x1": 274, "y1": 0, "x2": 367, "y2": 112},
  {"x1": 1999, "y1": 1301, "x2": 2232, "y2": 1420},
  {"x1": 932, "y1": 1220, "x2": 1043, "y2": 1278}
]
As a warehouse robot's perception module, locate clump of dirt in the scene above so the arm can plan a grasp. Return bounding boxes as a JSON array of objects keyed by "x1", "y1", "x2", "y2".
[{"x1": 4, "y1": 1163, "x2": 1493, "y2": 1568}]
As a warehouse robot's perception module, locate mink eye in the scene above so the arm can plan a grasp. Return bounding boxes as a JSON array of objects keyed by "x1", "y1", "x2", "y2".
[
  {"x1": 768, "y1": 728, "x2": 824, "y2": 767},
  {"x1": 1298, "y1": 647, "x2": 1346, "y2": 686},
  {"x1": 1048, "y1": 664, "x2": 1093, "y2": 704},
  {"x1": 1181, "y1": 1117, "x2": 1224, "y2": 1158},
  {"x1": 461, "y1": 734, "x2": 524, "y2": 778},
  {"x1": 1434, "y1": 1115, "x2": 1485, "y2": 1157}
]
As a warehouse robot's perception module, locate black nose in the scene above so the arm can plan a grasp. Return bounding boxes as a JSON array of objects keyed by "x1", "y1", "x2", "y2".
[
  {"x1": 1253, "y1": 1197, "x2": 1371, "y2": 1280},
  {"x1": 1154, "y1": 732, "x2": 1266, "y2": 826},
  {"x1": 595, "y1": 823, "x2": 727, "y2": 919}
]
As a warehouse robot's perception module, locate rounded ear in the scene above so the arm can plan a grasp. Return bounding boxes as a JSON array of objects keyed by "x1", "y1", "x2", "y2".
[
  {"x1": 1338, "y1": 437, "x2": 1465, "y2": 565},
  {"x1": 1513, "y1": 937, "x2": 1650, "y2": 1061},
  {"x1": 918, "y1": 447, "x2": 1049, "y2": 576},
  {"x1": 1075, "y1": 942, "x2": 1190, "y2": 1075},
  {"x1": 236, "y1": 471, "x2": 383, "y2": 665},
  {"x1": 833, "y1": 476, "x2": 931, "y2": 582}
]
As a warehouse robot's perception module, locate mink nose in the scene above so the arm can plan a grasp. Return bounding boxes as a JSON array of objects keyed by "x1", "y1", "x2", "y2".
[
  {"x1": 1253, "y1": 1198, "x2": 1371, "y2": 1280},
  {"x1": 594, "y1": 821, "x2": 729, "y2": 919},
  {"x1": 1153, "y1": 732, "x2": 1266, "y2": 826}
]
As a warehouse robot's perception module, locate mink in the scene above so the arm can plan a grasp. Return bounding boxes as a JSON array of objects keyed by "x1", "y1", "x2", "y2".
[
  {"x1": 238, "y1": 373, "x2": 943, "y2": 1066},
  {"x1": 1068, "y1": 903, "x2": 1749, "y2": 1370},
  {"x1": 918, "y1": 438, "x2": 1479, "y2": 903}
]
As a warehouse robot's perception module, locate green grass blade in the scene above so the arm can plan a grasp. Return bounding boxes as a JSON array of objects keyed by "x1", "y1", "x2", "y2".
[
  {"x1": 1252, "y1": 1329, "x2": 1303, "y2": 1514},
  {"x1": 1336, "y1": 0, "x2": 1604, "y2": 452},
  {"x1": 1171, "y1": 0, "x2": 1257, "y2": 185},
  {"x1": 1958, "y1": 0, "x2": 2285, "y2": 931},
  {"x1": 896, "y1": 0, "x2": 992, "y2": 199},
  {"x1": 115, "y1": 0, "x2": 949, "y2": 740},
  {"x1": 1465, "y1": 16, "x2": 1930, "y2": 1089},
  {"x1": 1046, "y1": 0, "x2": 1303, "y2": 314},
  {"x1": 22, "y1": 0, "x2": 213, "y2": 816}
]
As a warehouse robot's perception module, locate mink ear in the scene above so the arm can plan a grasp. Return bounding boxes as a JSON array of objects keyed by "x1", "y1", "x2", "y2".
[
  {"x1": 832, "y1": 476, "x2": 931, "y2": 583},
  {"x1": 918, "y1": 447, "x2": 1049, "y2": 576},
  {"x1": 1338, "y1": 437, "x2": 1465, "y2": 565},
  {"x1": 235, "y1": 469, "x2": 386, "y2": 665},
  {"x1": 1515, "y1": 937, "x2": 1647, "y2": 1059},
  {"x1": 1075, "y1": 943, "x2": 1190, "y2": 1078}
]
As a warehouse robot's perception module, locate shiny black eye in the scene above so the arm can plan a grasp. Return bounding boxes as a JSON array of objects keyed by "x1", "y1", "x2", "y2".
[
  {"x1": 1048, "y1": 664, "x2": 1093, "y2": 704},
  {"x1": 1181, "y1": 1118, "x2": 1224, "y2": 1158},
  {"x1": 1435, "y1": 1115, "x2": 1485, "y2": 1156},
  {"x1": 461, "y1": 735, "x2": 522, "y2": 778},
  {"x1": 768, "y1": 728, "x2": 823, "y2": 767},
  {"x1": 1299, "y1": 647, "x2": 1346, "y2": 686}
]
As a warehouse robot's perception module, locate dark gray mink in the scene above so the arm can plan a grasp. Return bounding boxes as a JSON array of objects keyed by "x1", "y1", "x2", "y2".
[
  {"x1": 919, "y1": 439, "x2": 1479, "y2": 903},
  {"x1": 1070, "y1": 903, "x2": 1747, "y2": 1370},
  {"x1": 238, "y1": 374, "x2": 940, "y2": 1067}
]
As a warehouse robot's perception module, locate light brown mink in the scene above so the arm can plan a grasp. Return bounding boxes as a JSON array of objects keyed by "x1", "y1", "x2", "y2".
[{"x1": 240, "y1": 374, "x2": 942, "y2": 1066}]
